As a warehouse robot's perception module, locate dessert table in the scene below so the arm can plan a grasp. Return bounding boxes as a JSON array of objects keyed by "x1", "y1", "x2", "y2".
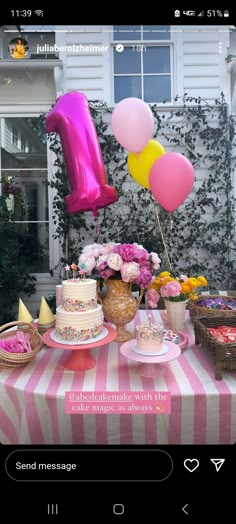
[{"x1": 0, "y1": 310, "x2": 236, "y2": 445}]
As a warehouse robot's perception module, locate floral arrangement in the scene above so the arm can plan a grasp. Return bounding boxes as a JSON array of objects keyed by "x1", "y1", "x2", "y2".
[
  {"x1": 146, "y1": 271, "x2": 208, "y2": 307},
  {"x1": 77, "y1": 242, "x2": 161, "y2": 288}
]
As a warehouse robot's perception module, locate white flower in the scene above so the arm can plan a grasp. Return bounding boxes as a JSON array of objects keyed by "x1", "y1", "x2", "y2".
[{"x1": 107, "y1": 253, "x2": 123, "y2": 271}]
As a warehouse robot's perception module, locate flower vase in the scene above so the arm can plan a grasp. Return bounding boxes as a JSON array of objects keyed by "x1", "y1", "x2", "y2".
[
  {"x1": 164, "y1": 299, "x2": 188, "y2": 332},
  {"x1": 101, "y1": 279, "x2": 143, "y2": 342}
]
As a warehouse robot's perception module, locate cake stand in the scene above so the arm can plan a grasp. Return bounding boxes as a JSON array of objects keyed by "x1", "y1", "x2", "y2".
[
  {"x1": 120, "y1": 340, "x2": 181, "y2": 378},
  {"x1": 42, "y1": 324, "x2": 117, "y2": 372}
]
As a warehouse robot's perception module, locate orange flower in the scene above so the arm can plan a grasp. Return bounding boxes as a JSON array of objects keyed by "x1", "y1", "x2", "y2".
[
  {"x1": 181, "y1": 283, "x2": 192, "y2": 294},
  {"x1": 71, "y1": 263, "x2": 78, "y2": 270}
]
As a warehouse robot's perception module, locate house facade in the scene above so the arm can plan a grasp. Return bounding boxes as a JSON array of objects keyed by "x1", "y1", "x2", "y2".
[{"x1": 0, "y1": 24, "x2": 235, "y2": 315}]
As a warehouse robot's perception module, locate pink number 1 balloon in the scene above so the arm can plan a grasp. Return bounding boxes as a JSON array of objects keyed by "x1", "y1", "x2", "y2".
[{"x1": 46, "y1": 92, "x2": 117, "y2": 215}]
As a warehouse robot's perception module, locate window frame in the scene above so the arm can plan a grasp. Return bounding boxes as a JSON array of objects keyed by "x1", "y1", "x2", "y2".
[
  {"x1": 0, "y1": 107, "x2": 60, "y2": 278},
  {"x1": 111, "y1": 25, "x2": 174, "y2": 105}
]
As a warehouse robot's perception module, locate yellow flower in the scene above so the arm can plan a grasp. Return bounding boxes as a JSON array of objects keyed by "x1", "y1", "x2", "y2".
[
  {"x1": 159, "y1": 271, "x2": 171, "y2": 278},
  {"x1": 197, "y1": 276, "x2": 208, "y2": 287},
  {"x1": 161, "y1": 276, "x2": 174, "y2": 286},
  {"x1": 188, "y1": 277, "x2": 200, "y2": 288},
  {"x1": 181, "y1": 283, "x2": 192, "y2": 294},
  {"x1": 189, "y1": 292, "x2": 199, "y2": 301}
]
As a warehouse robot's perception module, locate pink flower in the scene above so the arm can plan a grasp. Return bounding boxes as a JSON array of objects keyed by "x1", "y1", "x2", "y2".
[
  {"x1": 96, "y1": 255, "x2": 108, "y2": 271},
  {"x1": 92, "y1": 248, "x2": 102, "y2": 258},
  {"x1": 180, "y1": 274, "x2": 188, "y2": 282},
  {"x1": 161, "y1": 281, "x2": 181, "y2": 297},
  {"x1": 133, "y1": 247, "x2": 149, "y2": 263},
  {"x1": 146, "y1": 289, "x2": 159, "y2": 308},
  {"x1": 160, "y1": 285, "x2": 169, "y2": 297},
  {"x1": 107, "y1": 253, "x2": 123, "y2": 271},
  {"x1": 78, "y1": 253, "x2": 89, "y2": 266},
  {"x1": 84, "y1": 256, "x2": 96, "y2": 274},
  {"x1": 83, "y1": 243, "x2": 101, "y2": 254},
  {"x1": 116, "y1": 244, "x2": 136, "y2": 262},
  {"x1": 100, "y1": 268, "x2": 116, "y2": 280},
  {"x1": 150, "y1": 252, "x2": 161, "y2": 270},
  {"x1": 100, "y1": 242, "x2": 116, "y2": 255},
  {"x1": 148, "y1": 301, "x2": 158, "y2": 308},
  {"x1": 135, "y1": 266, "x2": 153, "y2": 288},
  {"x1": 120, "y1": 262, "x2": 140, "y2": 282},
  {"x1": 64, "y1": 264, "x2": 70, "y2": 271}
]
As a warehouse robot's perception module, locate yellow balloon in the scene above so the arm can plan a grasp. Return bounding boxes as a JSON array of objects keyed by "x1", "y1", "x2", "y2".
[{"x1": 128, "y1": 139, "x2": 166, "y2": 189}]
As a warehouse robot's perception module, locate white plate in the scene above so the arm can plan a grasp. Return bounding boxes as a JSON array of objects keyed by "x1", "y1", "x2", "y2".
[
  {"x1": 132, "y1": 342, "x2": 168, "y2": 357},
  {"x1": 50, "y1": 326, "x2": 108, "y2": 346}
]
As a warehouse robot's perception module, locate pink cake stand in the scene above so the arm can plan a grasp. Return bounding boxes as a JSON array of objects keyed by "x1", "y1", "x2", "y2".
[
  {"x1": 42, "y1": 324, "x2": 117, "y2": 372},
  {"x1": 120, "y1": 340, "x2": 181, "y2": 378}
]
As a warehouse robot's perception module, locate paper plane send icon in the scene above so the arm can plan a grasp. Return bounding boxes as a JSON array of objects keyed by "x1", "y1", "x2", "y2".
[{"x1": 210, "y1": 458, "x2": 225, "y2": 472}]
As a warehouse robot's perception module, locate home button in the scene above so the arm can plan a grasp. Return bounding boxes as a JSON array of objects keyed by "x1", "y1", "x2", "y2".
[{"x1": 113, "y1": 504, "x2": 125, "y2": 515}]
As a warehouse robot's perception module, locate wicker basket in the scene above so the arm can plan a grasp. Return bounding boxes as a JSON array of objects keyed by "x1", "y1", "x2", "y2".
[
  {"x1": 194, "y1": 316, "x2": 236, "y2": 380},
  {"x1": 188, "y1": 295, "x2": 236, "y2": 321},
  {"x1": 0, "y1": 321, "x2": 43, "y2": 368}
]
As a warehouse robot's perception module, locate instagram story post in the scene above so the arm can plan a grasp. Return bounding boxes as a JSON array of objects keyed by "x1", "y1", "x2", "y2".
[{"x1": 0, "y1": 10, "x2": 235, "y2": 519}]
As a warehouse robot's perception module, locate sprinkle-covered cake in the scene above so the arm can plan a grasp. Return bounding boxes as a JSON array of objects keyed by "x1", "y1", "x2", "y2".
[
  {"x1": 135, "y1": 320, "x2": 164, "y2": 356},
  {"x1": 55, "y1": 275, "x2": 103, "y2": 342}
]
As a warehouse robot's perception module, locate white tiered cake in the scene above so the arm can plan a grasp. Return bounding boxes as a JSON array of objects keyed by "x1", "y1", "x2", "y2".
[{"x1": 55, "y1": 278, "x2": 104, "y2": 342}]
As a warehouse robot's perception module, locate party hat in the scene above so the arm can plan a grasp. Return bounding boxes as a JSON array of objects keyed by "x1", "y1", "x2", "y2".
[
  {"x1": 18, "y1": 299, "x2": 33, "y2": 323},
  {"x1": 38, "y1": 297, "x2": 55, "y2": 332}
]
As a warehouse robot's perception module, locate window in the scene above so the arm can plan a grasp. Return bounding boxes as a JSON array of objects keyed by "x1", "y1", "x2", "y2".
[
  {"x1": 1, "y1": 117, "x2": 49, "y2": 272},
  {"x1": 21, "y1": 136, "x2": 26, "y2": 152},
  {"x1": 12, "y1": 125, "x2": 18, "y2": 146},
  {"x1": 113, "y1": 25, "x2": 172, "y2": 104}
]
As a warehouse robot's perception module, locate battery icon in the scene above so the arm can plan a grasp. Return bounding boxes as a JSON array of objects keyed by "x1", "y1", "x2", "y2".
[{"x1": 223, "y1": 10, "x2": 229, "y2": 17}]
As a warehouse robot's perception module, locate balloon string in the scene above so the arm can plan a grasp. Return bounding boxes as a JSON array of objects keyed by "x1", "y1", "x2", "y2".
[{"x1": 155, "y1": 208, "x2": 173, "y2": 272}]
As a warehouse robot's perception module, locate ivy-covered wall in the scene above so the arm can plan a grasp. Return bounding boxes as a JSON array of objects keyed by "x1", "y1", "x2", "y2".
[{"x1": 48, "y1": 95, "x2": 236, "y2": 291}]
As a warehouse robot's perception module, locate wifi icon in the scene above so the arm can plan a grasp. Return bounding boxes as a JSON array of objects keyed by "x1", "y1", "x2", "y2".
[{"x1": 35, "y1": 10, "x2": 44, "y2": 17}]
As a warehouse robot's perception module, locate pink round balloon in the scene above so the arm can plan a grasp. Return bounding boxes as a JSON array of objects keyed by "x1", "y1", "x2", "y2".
[
  {"x1": 149, "y1": 152, "x2": 195, "y2": 212},
  {"x1": 111, "y1": 97, "x2": 154, "y2": 153},
  {"x1": 46, "y1": 92, "x2": 117, "y2": 215}
]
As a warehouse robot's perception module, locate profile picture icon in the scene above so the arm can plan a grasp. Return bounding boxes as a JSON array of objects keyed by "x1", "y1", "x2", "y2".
[{"x1": 9, "y1": 37, "x2": 29, "y2": 59}]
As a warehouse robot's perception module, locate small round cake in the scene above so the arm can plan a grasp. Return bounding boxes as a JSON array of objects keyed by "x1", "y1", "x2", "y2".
[{"x1": 135, "y1": 321, "x2": 164, "y2": 356}]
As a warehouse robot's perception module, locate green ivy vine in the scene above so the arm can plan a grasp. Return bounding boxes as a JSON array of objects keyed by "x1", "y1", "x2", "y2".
[{"x1": 48, "y1": 94, "x2": 236, "y2": 291}]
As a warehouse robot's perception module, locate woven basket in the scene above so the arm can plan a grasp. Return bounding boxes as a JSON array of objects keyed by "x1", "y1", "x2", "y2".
[
  {"x1": 194, "y1": 316, "x2": 236, "y2": 380},
  {"x1": 0, "y1": 321, "x2": 43, "y2": 368},
  {"x1": 188, "y1": 295, "x2": 236, "y2": 321}
]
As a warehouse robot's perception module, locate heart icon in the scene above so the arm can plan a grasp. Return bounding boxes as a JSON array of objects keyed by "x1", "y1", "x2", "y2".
[{"x1": 184, "y1": 458, "x2": 199, "y2": 473}]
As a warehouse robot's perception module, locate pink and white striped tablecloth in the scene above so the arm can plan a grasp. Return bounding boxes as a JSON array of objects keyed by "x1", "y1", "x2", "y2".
[{"x1": 0, "y1": 310, "x2": 236, "y2": 445}]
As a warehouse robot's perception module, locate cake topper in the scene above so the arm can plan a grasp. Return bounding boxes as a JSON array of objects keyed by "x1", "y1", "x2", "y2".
[
  {"x1": 64, "y1": 264, "x2": 70, "y2": 279},
  {"x1": 64, "y1": 262, "x2": 88, "y2": 280},
  {"x1": 71, "y1": 263, "x2": 78, "y2": 279}
]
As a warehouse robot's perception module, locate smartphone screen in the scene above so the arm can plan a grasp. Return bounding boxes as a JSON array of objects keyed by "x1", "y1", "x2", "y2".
[{"x1": 0, "y1": 8, "x2": 235, "y2": 521}]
